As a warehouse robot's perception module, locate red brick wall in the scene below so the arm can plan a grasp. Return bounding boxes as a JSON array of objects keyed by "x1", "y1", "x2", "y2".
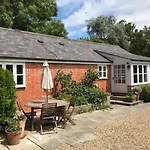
[{"x1": 16, "y1": 63, "x2": 111, "y2": 111}]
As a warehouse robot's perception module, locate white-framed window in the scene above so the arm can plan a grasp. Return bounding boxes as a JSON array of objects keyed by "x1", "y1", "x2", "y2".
[
  {"x1": 133, "y1": 65, "x2": 148, "y2": 84},
  {"x1": 114, "y1": 64, "x2": 126, "y2": 84},
  {"x1": 98, "y1": 65, "x2": 107, "y2": 79},
  {"x1": 0, "y1": 63, "x2": 26, "y2": 88}
]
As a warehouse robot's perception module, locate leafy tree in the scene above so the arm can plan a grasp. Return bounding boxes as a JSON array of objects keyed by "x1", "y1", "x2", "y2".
[
  {"x1": 84, "y1": 15, "x2": 150, "y2": 57},
  {"x1": 0, "y1": 0, "x2": 68, "y2": 37},
  {"x1": 129, "y1": 26, "x2": 150, "y2": 56},
  {"x1": 86, "y1": 16, "x2": 130, "y2": 50},
  {"x1": 0, "y1": 68, "x2": 16, "y2": 131},
  {"x1": 80, "y1": 36, "x2": 104, "y2": 43}
]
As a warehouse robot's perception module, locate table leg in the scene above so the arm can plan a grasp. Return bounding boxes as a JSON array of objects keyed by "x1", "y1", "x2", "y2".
[
  {"x1": 31, "y1": 108, "x2": 34, "y2": 131},
  {"x1": 63, "y1": 106, "x2": 66, "y2": 129}
]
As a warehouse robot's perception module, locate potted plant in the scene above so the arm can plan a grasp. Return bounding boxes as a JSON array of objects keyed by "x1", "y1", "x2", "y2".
[
  {"x1": 125, "y1": 92, "x2": 136, "y2": 102},
  {"x1": 16, "y1": 110, "x2": 27, "y2": 139},
  {"x1": 132, "y1": 86, "x2": 142, "y2": 101},
  {"x1": 5, "y1": 116, "x2": 22, "y2": 145}
]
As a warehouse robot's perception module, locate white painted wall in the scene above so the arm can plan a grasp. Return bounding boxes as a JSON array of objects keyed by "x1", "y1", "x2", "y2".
[{"x1": 101, "y1": 53, "x2": 131, "y2": 93}]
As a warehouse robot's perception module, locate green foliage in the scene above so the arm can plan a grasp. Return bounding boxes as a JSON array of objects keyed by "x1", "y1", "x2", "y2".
[
  {"x1": 54, "y1": 70, "x2": 76, "y2": 93},
  {"x1": 86, "y1": 15, "x2": 130, "y2": 50},
  {"x1": 130, "y1": 26, "x2": 150, "y2": 57},
  {"x1": 125, "y1": 92, "x2": 136, "y2": 102},
  {"x1": 56, "y1": 93, "x2": 72, "y2": 101},
  {"x1": 82, "y1": 68, "x2": 99, "y2": 88},
  {"x1": 55, "y1": 69, "x2": 107, "y2": 108},
  {"x1": 0, "y1": 68, "x2": 16, "y2": 131},
  {"x1": 140, "y1": 84, "x2": 150, "y2": 102},
  {"x1": 5, "y1": 117, "x2": 20, "y2": 132},
  {"x1": 0, "y1": 0, "x2": 68, "y2": 37},
  {"x1": 85, "y1": 15, "x2": 150, "y2": 57},
  {"x1": 80, "y1": 36, "x2": 104, "y2": 43}
]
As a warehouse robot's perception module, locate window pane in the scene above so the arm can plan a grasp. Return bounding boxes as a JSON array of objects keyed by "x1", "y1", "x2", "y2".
[
  {"x1": 6, "y1": 65, "x2": 13, "y2": 72},
  {"x1": 139, "y1": 65, "x2": 142, "y2": 73},
  {"x1": 99, "y1": 72, "x2": 102, "y2": 77},
  {"x1": 122, "y1": 77, "x2": 125, "y2": 83},
  {"x1": 144, "y1": 66, "x2": 147, "y2": 73},
  {"x1": 118, "y1": 77, "x2": 121, "y2": 83},
  {"x1": 133, "y1": 65, "x2": 137, "y2": 73},
  {"x1": 144, "y1": 74, "x2": 147, "y2": 82},
  {"x1": 17, "y1": 76, "x2": 23, "y2": 85},
  {"x1": 17, "y1": 65, "x2": 23, "y2": 74},
  {"x1": 0, "y1": 64, "x2": 2, "y2": 68},
  {"x1": 99, "y1": 66, "x2": 102, "y2": 71},
  {"x1": 134, "y1": 75, "x2": 137, "y2": 83},
  {"x1": 103, "y1": 66, "x2": 106, "y2": 71},
  {"x1": 103, "y1": 72, "x2": 106, "y2": 77},
  {"x1": 122, "y1": 65, "x2": 125, "y2": 69},
  {"x1": 139, "y1": 74, "x2": 142, "y2": 82}
]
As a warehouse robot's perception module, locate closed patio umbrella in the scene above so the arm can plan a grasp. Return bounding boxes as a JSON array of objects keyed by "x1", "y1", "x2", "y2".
[{"x1": 42, "y1": 61, "x2": 54, "y2": 102}]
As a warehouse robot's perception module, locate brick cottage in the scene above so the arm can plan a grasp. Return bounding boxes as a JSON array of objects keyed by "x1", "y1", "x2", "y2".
[{"x1": 0, "y1": 27, "x2": 150, "y2": 110}]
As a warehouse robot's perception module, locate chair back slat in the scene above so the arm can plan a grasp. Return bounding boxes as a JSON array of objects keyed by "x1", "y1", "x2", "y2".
[
  {"x1": 67, "y1": 99, "x2": 76, "y2": 110},
  {"x1": 16, "y1": 100, "x2": 26, "y2": 115},
  {"x1": 41, "y1": 103, "x2": 57, "y2": 117}
]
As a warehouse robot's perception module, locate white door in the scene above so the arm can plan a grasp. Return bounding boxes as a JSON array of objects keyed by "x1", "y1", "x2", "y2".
[{"x1": 113, "y1": 64, "x2": 127, "y2": 93}]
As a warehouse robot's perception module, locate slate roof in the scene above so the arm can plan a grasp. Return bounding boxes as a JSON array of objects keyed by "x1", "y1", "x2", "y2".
[
  {"x1": 94, "y1": 45, "x2": 150, "y2": 62},
  {"x1": 0, "y1": 27, "x2": 150, "y2": 63},
  {"x1": 0, "y1": 27, "x2": 110, "y2": 63}
]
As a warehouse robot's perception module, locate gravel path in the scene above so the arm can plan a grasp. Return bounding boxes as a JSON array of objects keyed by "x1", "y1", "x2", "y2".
[{"x1": 56, "y1": 108, "x2": 150, "y2": 150}]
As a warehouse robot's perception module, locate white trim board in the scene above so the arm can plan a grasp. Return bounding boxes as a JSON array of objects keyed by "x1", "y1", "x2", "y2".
[{"x1": 0, "y1": 58, "x2": 112, "y2": 65}]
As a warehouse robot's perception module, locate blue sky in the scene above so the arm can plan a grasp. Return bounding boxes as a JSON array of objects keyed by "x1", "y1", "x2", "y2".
[{"x1": 56, "y1": 0, "x2": 150, "y2": 39}]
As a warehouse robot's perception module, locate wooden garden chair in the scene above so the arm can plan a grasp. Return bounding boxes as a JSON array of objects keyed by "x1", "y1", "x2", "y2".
[
  {"x1": 16, "y1": 100, "x2": 36, "y2": 123},
  {"x1": 40, "y1": 103, "x2": 58, "y2": 135},
  {"x1": 65, "y1": 99, "x2": 76, "y2": 125}
]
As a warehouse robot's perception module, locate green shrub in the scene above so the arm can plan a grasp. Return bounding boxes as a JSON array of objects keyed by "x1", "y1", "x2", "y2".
[
  {"x1": 55, "y1": 69, "x2": 107, "y2": 111},
  {"x1": 53, "y1": 70, "x2": 76, "y2": 94},
  {"x1": 0, "y1": 68, "x2": 16, "y2": 131},
  {"x1": 82, "y1": 68, "x2": 99, "y2": 87},
  {"x1": 68, "y1": 84, "x2": 106, "y2": 106},
  {"x1": 140, "y1": 84, "x2": 150, "y2": 102},
  {"x1": 125, "y1": 92, "x2": 136, "y2": 102}
]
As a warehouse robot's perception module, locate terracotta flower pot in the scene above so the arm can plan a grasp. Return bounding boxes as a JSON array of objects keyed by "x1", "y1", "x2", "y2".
[
  {"x1": 20, "y1": 119, "x2": 26, "y2": 139},
  {"x1": 5, "y1": 128, "x2": 22, "y2": 145}
]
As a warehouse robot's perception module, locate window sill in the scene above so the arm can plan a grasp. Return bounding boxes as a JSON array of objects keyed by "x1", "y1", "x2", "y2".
[
  {"x1": 131, "y1": 82, "x2": 150, "y2": 86},
  {"x1": 16, "y1": 85, "x2": 26, "y2": 88},
  {"x1": 99, "y1": 77, "x2": 108, "y2": 80}
]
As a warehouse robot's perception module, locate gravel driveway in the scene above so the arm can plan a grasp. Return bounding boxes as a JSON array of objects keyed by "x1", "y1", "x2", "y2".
[{"x1": 56, "y1": 107, "x2": 150, "y2": 150}]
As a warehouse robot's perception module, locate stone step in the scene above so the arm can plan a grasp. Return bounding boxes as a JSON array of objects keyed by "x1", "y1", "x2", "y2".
[
  {"x1": 111, "y1": 95, "x2": 126, "y2": 101},
  {"x1": 111, "y1": 92, "x2": 127, "y2": 96},
  {"x1": 110, "y1": 100, "x2": 143, "y2": 106}
]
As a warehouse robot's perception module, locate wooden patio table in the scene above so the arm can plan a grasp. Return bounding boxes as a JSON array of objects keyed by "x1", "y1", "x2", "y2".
[{"x1": 25, "y1": 99, "x2": 67, "y2": 131}]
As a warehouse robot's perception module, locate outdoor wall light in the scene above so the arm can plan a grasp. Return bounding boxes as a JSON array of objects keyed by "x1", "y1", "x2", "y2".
[{"x1": 127, "y1": 62, "x2": 130, "y2": 69}]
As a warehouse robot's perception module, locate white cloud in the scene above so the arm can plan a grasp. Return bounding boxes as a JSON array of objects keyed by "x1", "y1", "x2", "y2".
[
  {"x1": 56, "y1": 0, "x2": 83, "y2": 7},
  {"x1": 81, "y1": 26, "x2": 87, "y2": 32},
  {"x1": 60, "y1": 0, "x2": 150, "y2": 30},
  {"x1": 68, "y1": 30, "x2": 77, "y2": 36}
]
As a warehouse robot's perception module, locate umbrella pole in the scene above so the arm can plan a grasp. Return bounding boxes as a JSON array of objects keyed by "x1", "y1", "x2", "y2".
[{"x1": 46, "y1": 90, "x2": 48, "y2": 103}]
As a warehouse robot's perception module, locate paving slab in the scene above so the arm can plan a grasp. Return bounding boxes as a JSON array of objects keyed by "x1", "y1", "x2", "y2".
[
  {"x1": 65, "y1": 131, "x2": 97, "y2": 144},
  {"x1": 74, "y1": 133, "x2": 97, "y2": 143},
  {"x1": 37, "y1": 139, "x2": 63, "y2": 150},
  {"x1": 27, "y1": 131, "x2": 58, "y2": 143},
  {"x1": 7, "y1": 137, "x2": 42, "y2": 150},
  {"x1": 0, "y1": 144, "x2": 8, "y2": 150},
  {"x1": 60, "y1": 136, "x2": 81, "y2": 147}
]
